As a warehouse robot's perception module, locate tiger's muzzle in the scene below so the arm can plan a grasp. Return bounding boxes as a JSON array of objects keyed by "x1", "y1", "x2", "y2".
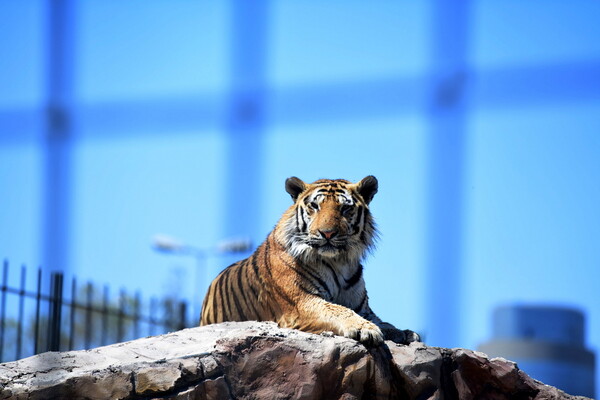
[{"x1": 307, "y1": 232, "x2": 349, "y2": 257}]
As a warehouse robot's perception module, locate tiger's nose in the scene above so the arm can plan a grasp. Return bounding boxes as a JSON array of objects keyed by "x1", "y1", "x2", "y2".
[{"x1": 319, "y1": 229, "x2": 338, "y2": 240}]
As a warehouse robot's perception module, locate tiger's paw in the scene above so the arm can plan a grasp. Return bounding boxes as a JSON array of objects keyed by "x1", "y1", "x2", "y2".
[
  {"x1": 342, "y1": 321, "x2": 384, "y2": 347},
  {"x1": 402, "y1": 329, "x2": 421, "y2": 344},
  {"x1": 382, "y1": 327, "x2": 421, "y2": 345}
]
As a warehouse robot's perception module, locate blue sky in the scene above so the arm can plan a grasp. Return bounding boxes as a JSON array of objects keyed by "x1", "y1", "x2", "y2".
[{"x1": 1, "y1": 0, "x2": 599, "y2": 390}]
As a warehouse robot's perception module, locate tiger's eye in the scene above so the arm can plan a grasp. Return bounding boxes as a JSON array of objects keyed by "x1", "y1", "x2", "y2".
[
  {"x1": 341, "y1": 204, "x2": 352, "y2": 215},
  {"x1": 310, "y1": 201, "x2": 319, "y2": 210}
]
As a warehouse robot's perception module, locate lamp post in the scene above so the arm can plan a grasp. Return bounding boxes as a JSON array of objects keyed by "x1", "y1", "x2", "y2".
[{"x1": 151, "y1": 234, "x2": 252, "y2": 323}]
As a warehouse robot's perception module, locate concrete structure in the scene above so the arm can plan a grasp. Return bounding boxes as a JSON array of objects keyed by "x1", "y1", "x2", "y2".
[{"x1": 479, "y1": 305, "x2": 595, "y2": 398}]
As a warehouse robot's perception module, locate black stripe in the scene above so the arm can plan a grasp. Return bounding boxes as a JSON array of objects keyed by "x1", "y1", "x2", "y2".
[
  {"x1": 251, "y1": 251, "x2": 261, "y2": 284},
  {"x1": 245, "y1": 256, "x2": 258, "y2": 288},
  {"x1": 246, "y1": 260, "x2": 259, "y2": 302},
  {"x1": 229, "y1": 266, "x2": 246, "y2": 320},
  {"x1": 314, "y1": 184, "x2": 340, "y2": 193},
  {"x1": 263, "y1": 239, "x2": 273, "y2": 279},
  {"x1": 225, "y1": 266, "x2": 238, "y2": 317},
  {"x1": 277, "y1": 252, "x2": 333, "y2": 301},
  {"x1": 210, "y1": 282, "x2": 219, "y2": 324},
  {"x1": 356, "y1": 206, "x2": 364, "y2": 225},
  {"x1": 252, "y1": 244, "x2": 282, "y2": 315},
  {"x1": 264, "y1": 237, "x2": 295, "y2": 305},
  {"x1": 293, "y1": 263, "x2": 330, "y2": 300},
  {"x1": 216, "y1": 271, "x2": 229, "y2": 321},
  {"x1": 353, "y1": 206, "x2": 364, "y2": 234},
  {"x1": 297, "y1": 282, "x2": 318, "y2": 296},
  {"x1": 322, "y1": 261, "x2": 341, "y2": 290},
  {"x1": 210, "y1": 280, "x2": 219, "y2": 323},
  {"x1": 243, "y1": 259, "x2": 261, "y2": 318},
  {"x1": 300, "y1": 207, "x2": 308, "y2": 232},
  {"x1": 227, "y1": 263, "x2": 244, "y2": 321},
  {"x1": 299, "y1": 264, "x2": 332, "y2": 300},
  {"x1": 344, "y1": 264, "x2": 363, "y2": 290},
  {"x1": 238, "y1": 259, "x2": 258, "y2": 319},
  {"x1": 224, "y1": 267, "x2": 238, "y2": 319},
  {"x1": 353, "y1": 293, "x2": 367, "y2": 313},
  {"x1": 221, "y1": 267, "x2": 235, "y2": 320},
  {"x1": 256, "y1": 241, "x2": 282, "y2": 315},
  {"x1": 213, "y1": 273, "x2": 223, "y2": 322}
]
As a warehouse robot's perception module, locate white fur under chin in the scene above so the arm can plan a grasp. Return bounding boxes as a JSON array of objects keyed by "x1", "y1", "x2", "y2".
[
  {"x1": 284, "y1": 234, "x2": 368, "y2": 266},
  {"x1": 316, "y1": 247, "x2": 339, "y2": 258}
]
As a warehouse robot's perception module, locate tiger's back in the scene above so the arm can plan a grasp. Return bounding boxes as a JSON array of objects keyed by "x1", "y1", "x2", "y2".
[
  {"x1": 200, "y1": 239, "x2": 283, "y2": 325},
  {"x1": 200, "y1": 176, "x2": 419, "y2": 346}
]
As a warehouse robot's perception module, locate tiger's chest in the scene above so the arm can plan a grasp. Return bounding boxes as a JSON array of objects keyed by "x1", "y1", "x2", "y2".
[{"x1": 312, "y1": 261, "x2": 365, "y2": 309}]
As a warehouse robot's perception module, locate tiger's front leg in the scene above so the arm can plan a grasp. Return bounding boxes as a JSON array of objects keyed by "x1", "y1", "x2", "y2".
[
  {"x1": 280, "y1": 296, "x2": 385, "y2": 346},
  {"x1": 359, "y1": 306, "x2": 421, "y2": 345}
]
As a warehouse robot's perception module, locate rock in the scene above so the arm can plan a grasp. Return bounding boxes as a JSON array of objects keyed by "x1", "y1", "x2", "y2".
[{"x1": 0, "y1": 321, "x2": 591, "y2": 400}]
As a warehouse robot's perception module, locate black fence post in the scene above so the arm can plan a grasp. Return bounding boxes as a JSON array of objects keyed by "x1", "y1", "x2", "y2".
[
  {"x1": 0, "y1": 262, "x2": 195, "y2": 362},
  {"x1": 178, "y1": 301, "x2": 187, "y2": 331},
  {"x1": 117, "y1": 289, "x2": 125, "y2": 343},
  {"x1": 0, "y1": 260, "x2": 8, "y2": 362},
  {"x1": 85, "y1": 282, "x2": 93, "y2": 349},
  {"x1": 16, "y1": 265, "x2": 26, "y2": 359},
  {"x1": 34, "y1": 268, "x2": 42, "y2": 355},
  {"x1": 69, "y1": 276, "x2": 76, "y2": 351},
  {"x1": 133, "y1": 291, "x2": 141, "y2": 339},
  {"x1": 101, "y1": 285, "x2": 109, "y2": 346},
  {"x1": 47, "y1": 272, "x2": 64, "y2": 352}
]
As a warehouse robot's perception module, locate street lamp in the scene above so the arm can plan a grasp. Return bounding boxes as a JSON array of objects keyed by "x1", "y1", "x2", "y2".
[
  {"x1": 151, "y1": 234, "x2": 253, "y2": 322},
  {"x1": 152, "y1": 234, "x2": 252, "y2": 258}
]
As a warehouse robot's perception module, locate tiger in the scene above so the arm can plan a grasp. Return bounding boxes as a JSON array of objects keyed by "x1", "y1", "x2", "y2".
[{"x1": 200, "y1": 176, "x2": 420, "y2": 346}]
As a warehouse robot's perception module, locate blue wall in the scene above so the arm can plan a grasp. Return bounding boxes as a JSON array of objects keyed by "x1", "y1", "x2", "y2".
[{"x1": 1, "y1": 1, "x2": 599, "y2": 395}]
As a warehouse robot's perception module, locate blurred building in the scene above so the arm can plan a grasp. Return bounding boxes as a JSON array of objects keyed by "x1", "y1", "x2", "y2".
[{"x1": 479, "y1": 305, "x2": 595, "y2": 398}]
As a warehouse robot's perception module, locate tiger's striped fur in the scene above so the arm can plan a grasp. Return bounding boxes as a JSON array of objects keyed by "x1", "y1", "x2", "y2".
[{"x1": 200, "y1": 176, "x2": 420, "y2": 346}]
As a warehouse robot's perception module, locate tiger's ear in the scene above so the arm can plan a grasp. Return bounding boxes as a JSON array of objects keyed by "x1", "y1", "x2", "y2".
[
  {"x1": 285, "y1": 177, "x2": 306, "y2": 201},
  {"x1": 356, "y1": 175, "x2": 378, "y2": 204}
]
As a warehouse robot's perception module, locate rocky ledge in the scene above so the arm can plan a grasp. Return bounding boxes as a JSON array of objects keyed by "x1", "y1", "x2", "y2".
[{"x1": 0, "y1": 321, "x2": 590, "y2": 400}]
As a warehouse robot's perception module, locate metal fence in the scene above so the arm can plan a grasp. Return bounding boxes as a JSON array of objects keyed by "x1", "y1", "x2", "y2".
[{"x1": 0, "y1": 260, "x2": 189, "y2": 363}]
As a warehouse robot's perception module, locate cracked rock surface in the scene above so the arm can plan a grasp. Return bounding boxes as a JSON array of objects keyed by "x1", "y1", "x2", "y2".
[{"x1": 0, "y1": 321, "x2": 590, "y2": 400}]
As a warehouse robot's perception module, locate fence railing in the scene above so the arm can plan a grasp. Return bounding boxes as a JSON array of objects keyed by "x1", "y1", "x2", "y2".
[{"x1": 0, "y1": 260, "x2": 190, "y2": 363}]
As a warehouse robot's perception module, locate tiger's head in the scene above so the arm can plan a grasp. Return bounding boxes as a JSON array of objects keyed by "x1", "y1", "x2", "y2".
[{"x1": 276, "y1": 176, "x2": 379, "y2": 263}]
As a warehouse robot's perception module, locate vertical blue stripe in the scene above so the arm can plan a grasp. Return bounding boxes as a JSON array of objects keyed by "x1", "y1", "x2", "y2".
[
  {"x1": 42, "y1": 0, "x2": 76, "y2": 273},
  {"x1": 424, "y1": 0, "x2": 470, "y2": 348},
  {"x1": 223, "y1": 1, "x2": 269, "y2": 246}
]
